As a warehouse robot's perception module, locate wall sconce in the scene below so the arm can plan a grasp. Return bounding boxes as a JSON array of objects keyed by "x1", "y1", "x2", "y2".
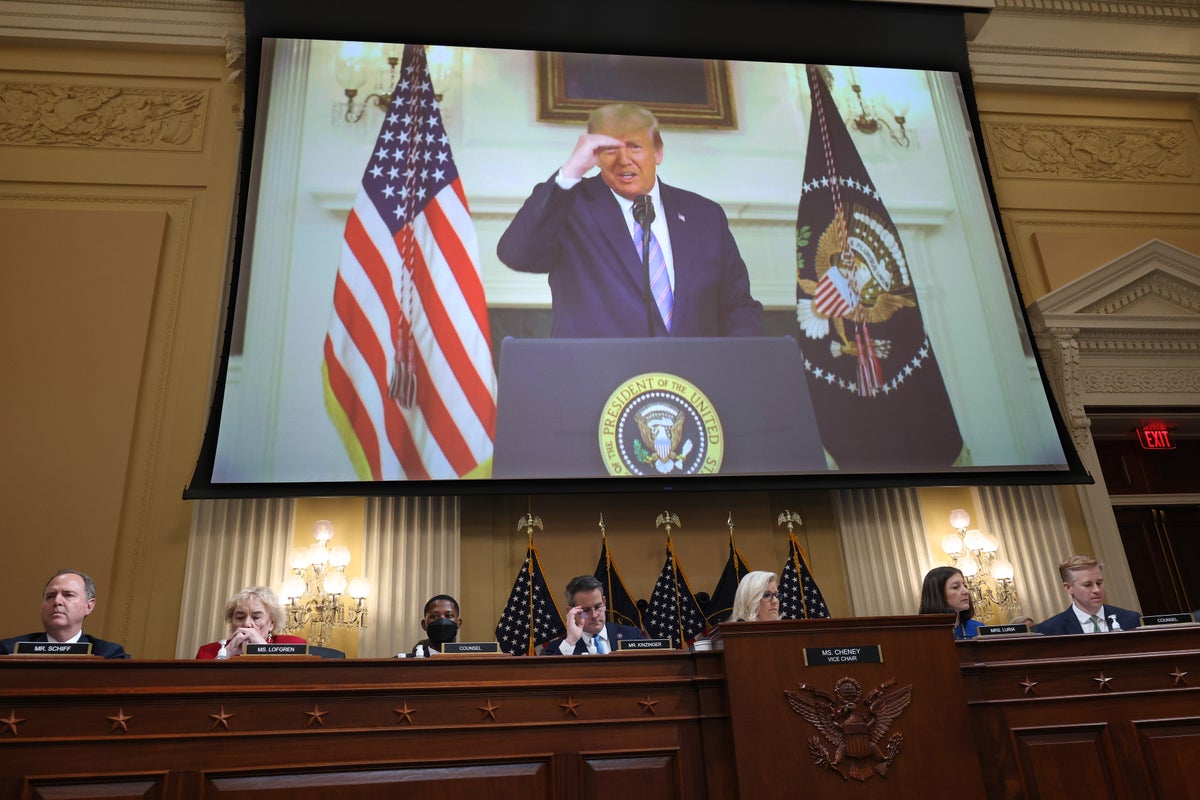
[
  {"x1": 335, "y1": 42, "x2": 462, "y2": 124},
  {"x1": 940, "y1": 509, "x2": 1020, "y2": 623},
  {"x1": 280, "y1": 520, "x2": 370, "y2": 646},
  {"x1": 835, "y1": 66, "x2": 907, "y2": 148}
]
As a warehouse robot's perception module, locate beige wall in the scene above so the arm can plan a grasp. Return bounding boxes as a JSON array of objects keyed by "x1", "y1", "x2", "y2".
[{"x1": 0, "y1": 40, "x2": 243, "y2": 656}]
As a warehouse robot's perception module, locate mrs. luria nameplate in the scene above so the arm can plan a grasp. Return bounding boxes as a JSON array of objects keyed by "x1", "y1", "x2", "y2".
[
  {"x1": 13, "y1": 641, "x2": 93, "y2": 656},
  {"x1": 245, "y1": 642, "x2": 310, "y2": 655}
]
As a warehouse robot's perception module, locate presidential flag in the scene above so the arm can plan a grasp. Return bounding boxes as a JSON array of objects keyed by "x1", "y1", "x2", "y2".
[
  {"x1": 495, "y1": 543, "x2": 565, "y2": 656},
  {"x1": 779, "y1": 532, "x2": 831, "y2": 620},
  {"x1": 704, "y1": 532, "x2": 751, "y2": 629},
  {"x1": 323, "y1": 43, "x2": 497, "y2": 480},
  {"x1": 593, "y1": 534, "x2": 645, "y2": 632},
  {"x1": 795, "y1": 65, "x2": 962, "y2": 470},
  {"x1": 645, "y1": 540, "x2": 706, "y2": 648}
]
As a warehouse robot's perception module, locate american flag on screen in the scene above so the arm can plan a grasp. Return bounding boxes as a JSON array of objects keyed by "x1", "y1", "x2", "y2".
[
  {"x1": 778, "y1": 532, "x2": 831, "y2": 620},
  {"x1": 495, "y1": 543, "x2": 565, "y2": 656},
  {"x1": 323, "y1": 44, "x2": 496, "y2": 480}
]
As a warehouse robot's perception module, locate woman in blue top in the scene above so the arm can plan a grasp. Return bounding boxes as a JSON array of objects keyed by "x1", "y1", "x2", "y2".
[{"x1": 918, "y1": 566, "x2": 983, "y2": 640}]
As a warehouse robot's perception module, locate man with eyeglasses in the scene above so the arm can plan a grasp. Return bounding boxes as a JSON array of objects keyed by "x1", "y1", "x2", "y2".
[{"x1": 543, "y1": 575, "x2": 645, "y2": 655}]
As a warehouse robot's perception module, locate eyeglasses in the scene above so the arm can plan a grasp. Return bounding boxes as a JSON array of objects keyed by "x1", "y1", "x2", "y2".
[
  {"x1": 578, "y1": 601, "x2": 607, "y2": 616},
  {"x1": 761, "y1": 591, "x2": 781, "y2": 601}
]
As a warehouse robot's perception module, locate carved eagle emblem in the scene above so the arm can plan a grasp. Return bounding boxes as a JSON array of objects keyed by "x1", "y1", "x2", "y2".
[{"x1": 784, "y1": 676, "x2": 913, "y2": 781}]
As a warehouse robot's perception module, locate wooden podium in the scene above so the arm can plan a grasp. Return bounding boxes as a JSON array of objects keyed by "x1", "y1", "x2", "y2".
[{"x1": 717, "y1": 615, "x2": 987, "y2": 798}]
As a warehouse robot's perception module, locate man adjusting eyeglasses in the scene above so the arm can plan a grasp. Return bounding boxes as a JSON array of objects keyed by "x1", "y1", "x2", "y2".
[{"x1": 542, "y1": 575, "x2": 645, "y2": 655}]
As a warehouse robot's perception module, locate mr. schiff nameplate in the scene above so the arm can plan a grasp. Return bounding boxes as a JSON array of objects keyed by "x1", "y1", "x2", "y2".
[
  {"x1": 13, "y1": 641, "x2": 93, "y2": 656},
  {"x1": 599, "y1": 372, "x2": 723, "y2": 476}
]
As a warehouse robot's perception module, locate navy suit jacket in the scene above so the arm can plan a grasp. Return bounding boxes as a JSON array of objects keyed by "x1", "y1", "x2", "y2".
[
  {"x1": 1036, "y1": 605, "x2": 1140, "y2": 635},
  {"x1": 541, "y1": 622, "x2": 646, "y2": 655},
  {"x1": 0, "y1": 631, "x2": 130, "y2": 659},
  {"x1": 497, "y1": 174, "x2": 764, "y2": 338}
]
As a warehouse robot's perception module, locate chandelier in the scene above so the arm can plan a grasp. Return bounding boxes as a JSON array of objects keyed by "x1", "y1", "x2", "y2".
[
  {"x1": 940, "y1": 509, "x2": 1021, "y2": 624},
  {"x1": 280, "y1": 520, "x2": 370, "y2": 646}
]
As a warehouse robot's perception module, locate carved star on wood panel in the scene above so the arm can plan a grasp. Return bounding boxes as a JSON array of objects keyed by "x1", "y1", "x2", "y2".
[
  {"x1": 1, "y1": 710, "x2": 26, "y2": 736},
  {"x1": 393, "y1": 703, "x2": 416, "y2": 724},
  {"x1": 638, "y1": 695, "x2": 659, "y2": 716},
  {"x1": 1093, "y1": 672, "x2": 1113, "y2": 691},
  {"x1": 209, "y1": 706, "x2": 234, "y2": 730},
  {"x1": 106, "y1": 708, "x2": 133, "y2": 733},
  {"x1": 560, "y1": 697, "x2": 580, "y2": 718},
  {"x1": 1170, "y1": 666, "x2": 1188, "y2": 687},
  {"x1": 1019, "y1": 676, "x2": 1038, "y2": 697},
  {"x1": 478, "y1": 699, "x2": 499, "y2": 721},
  {"x1": 305, "y1": 705, "x2": 328, "y2": 727}
]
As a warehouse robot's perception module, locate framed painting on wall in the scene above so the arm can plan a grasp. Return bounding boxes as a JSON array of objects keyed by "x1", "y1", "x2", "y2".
[{"x1": 536, "y1": 51, "x2": 736, "y2": 129}]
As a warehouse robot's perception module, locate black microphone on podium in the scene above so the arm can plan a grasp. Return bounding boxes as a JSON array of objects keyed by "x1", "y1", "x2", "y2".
[{"x1": 632, "y1": 194, "x2": 657, "y2": 336}]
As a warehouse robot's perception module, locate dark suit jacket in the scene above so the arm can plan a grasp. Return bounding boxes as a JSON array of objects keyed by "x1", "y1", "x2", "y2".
[
  {"x1": 497, "y1": 174, "x2": 764, "y2": 338},
  {"x1": 542, "y1": 622, "x2": 646, "y2": 655},
  {"x1": 0, "y1": 631, "x2": 130, "y2": 659},
  {"x1": 1036, "y1": 605, "x2": 1141, "y2": 635}
]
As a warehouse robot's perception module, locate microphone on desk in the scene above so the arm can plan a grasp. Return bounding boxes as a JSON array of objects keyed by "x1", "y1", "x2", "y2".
[{"x1": 632, "y1": 194, "x2": 657, "y2": 337}]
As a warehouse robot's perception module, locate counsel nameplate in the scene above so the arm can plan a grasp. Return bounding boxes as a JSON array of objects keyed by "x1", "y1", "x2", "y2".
[
  {"x1": 441, "y1": 642, "x2": 501, "y2": 654},
  {"x1": 1140, "y1": 613, "x2": 1195, "y2": 627}
]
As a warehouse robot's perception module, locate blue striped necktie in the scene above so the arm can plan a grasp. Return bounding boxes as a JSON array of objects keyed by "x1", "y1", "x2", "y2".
[{"x1": 633, "y1": 222, "x2": 673, "y2": 332}]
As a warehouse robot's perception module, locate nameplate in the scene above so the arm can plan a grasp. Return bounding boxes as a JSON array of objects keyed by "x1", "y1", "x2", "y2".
[
  {"x1": 803, "y1": 645, "x2": 882, "y2": 666},
  {"x1": 441, "y1": 642, "x2": 501, "y2": 654},
  {"x1": 13, "y1": 641, "x2": 93, "y2": 656},
  {"x1": 978, "y1": 623, "x2": 1031, "y2": 636},
  {"x1": 245, "y1": 642, "x2": 309, "y2": 656},
  {"x1": 618, "y1": 638, "x2": 672, "y2": 650},
  {"x1": 1140, "y1": 613, "x2": 1195, "y2": 627}
]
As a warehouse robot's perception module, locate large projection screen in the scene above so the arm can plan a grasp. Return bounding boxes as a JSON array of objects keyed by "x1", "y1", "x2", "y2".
[{"x1": 185, "y1": 0, "x2": 1087, "y2": 498}]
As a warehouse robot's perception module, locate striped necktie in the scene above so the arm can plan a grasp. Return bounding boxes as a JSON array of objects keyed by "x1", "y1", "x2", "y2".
[
  {"x1": 1088, "y1": 614, "x2": 1101, "y2": 632},
  {"x1": 633, "y1": 222, "x2": 673, "y2": 332}
]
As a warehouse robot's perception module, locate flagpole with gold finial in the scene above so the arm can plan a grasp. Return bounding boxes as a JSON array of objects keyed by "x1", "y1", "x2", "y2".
[
  {"x1": 518, "y1": 512, "x2": 542, "y2": 656},
  {"x1": 777, "y1": 510, "x2": 807, "y2": 618},
  {"x1": 599, "y1": 514, "x2": 614, "y2": 624},
  {"x1": 656, "y1": 511, "x2": 684, "y2": 648}
]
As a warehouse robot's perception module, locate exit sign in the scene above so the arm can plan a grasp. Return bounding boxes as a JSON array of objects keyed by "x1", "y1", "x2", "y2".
[{"x1": 1136, "y1": 425, "x2": 1175, "y2": 450}]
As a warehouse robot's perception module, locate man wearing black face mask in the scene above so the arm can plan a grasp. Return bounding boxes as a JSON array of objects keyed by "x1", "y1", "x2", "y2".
[{"x1": 410, "y1": 594, "x2": 462, "y2": 656}]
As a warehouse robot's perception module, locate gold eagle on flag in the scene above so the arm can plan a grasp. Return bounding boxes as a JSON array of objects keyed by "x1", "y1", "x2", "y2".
[{"x1": 796, "y1": 204, "x2": 916, "y2": 359}]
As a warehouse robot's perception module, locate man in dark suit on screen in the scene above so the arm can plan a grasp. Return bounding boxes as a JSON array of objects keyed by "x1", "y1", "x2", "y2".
[
  {"x1": 0, "y1": 569, "x2": 130, "y2": 658},
  {"x1": 497, "y1": 103, "x2": 764, "y2": 338},
  {"x1": 543, "y1": 575, "x2": 644, "y2": 655},
  {"x1": 1037, "y1": 555, "x2": 1140, "y2": 635}
]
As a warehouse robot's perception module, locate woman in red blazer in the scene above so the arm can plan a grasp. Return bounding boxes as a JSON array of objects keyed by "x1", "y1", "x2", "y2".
[{"x1": 195, "y1": 585, "x2": 305, "y2": 659}]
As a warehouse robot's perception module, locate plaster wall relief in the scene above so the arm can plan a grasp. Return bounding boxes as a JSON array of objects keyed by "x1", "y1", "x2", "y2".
[
  {"x1": 0, "y1": 82, "x2": 207, "y2": 149},
  {"x1": 1030, "y1": 240, "x2": 1200, "y2": 608},
  {"x1": 983, "y1": 121, "x2": 1195, "y2": 181}
]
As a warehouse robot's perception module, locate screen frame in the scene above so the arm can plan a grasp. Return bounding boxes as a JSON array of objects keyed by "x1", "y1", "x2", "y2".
[{"x1": 184, "y1": 0, "x2": 1091, "y2": 499}]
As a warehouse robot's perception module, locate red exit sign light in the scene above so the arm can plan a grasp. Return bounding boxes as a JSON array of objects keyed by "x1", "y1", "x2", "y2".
[{"x1": 1136, "y1": 425, "x2": 1175, "y2": 450}]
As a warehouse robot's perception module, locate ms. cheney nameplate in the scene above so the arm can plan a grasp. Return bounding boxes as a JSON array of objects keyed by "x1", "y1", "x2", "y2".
[
  {"x1": 13, "y1": 641, "x2": 93, "y2": 656},
  {"x1": 803, "y1": 645, "x2": 882, "y2": 666},
  {"x1": 245, "y1": 642, "x2": 309, "y2": 655}
]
